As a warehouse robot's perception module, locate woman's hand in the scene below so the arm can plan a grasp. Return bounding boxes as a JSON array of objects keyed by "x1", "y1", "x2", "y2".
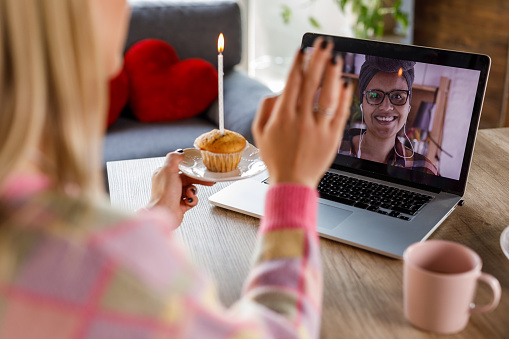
[
  {"x1": 252, "y1": 37, "x2": 353, "y2": 189},
  {"x1": 147, "y1": 150, "x2": 214, "y2": 224}
]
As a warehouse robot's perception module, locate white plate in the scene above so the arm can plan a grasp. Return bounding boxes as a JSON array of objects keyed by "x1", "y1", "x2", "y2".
[
  {"x1": 178, "y1": 143, "x2": 266, "y2": 182},
  {"x1": 501, "y1": 226, "x2": 509, "y2": 260}
]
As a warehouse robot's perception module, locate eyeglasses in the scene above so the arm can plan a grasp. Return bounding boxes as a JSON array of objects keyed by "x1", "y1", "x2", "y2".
[{"x1": 363, "y1": 89, "x2": 410, "y2": 106}]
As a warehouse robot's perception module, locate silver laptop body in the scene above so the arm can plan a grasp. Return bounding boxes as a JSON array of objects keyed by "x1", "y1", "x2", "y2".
[{"x1": 210, "y1": 34, "x2": 490, "y2": 259}]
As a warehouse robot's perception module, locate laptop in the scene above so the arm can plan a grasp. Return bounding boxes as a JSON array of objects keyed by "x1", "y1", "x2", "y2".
[{"x1": 209, "y1": 33, "x2": 491, "y2": 259}]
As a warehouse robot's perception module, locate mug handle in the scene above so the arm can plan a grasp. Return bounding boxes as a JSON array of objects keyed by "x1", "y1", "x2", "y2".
[{"x1": 470, "y1": 272, "x2": 502, "y2": 313}]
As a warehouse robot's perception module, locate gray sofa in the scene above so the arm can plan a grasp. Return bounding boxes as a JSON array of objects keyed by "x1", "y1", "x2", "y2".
[{"x1": 104, "y1": 0, "x2": 272, "y2": 165}]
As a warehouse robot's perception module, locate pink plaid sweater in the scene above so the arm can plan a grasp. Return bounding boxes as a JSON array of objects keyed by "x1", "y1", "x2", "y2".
[{"x1": 0, "y1": 175, "x2": 322, "y2": 339}]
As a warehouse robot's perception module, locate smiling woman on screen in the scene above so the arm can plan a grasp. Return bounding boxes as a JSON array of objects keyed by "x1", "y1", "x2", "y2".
[{"x1": 339, "y1": 56, "x2": 438, "y2": 175}]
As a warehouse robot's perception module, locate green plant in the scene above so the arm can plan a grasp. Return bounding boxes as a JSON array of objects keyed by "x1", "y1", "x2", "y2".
[{"x1": 281, "y1": 0, "x2": 409, "y2": 39}]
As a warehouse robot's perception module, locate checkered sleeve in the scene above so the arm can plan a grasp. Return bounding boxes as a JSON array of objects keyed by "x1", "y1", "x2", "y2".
[{"x1": 231, "y1": 184, "x2": 322, "y2": 338}]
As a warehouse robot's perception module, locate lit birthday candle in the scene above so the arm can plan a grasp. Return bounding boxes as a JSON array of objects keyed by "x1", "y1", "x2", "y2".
[{"x1": 218, "y1": 33, "x2": 225, "y2": 134}]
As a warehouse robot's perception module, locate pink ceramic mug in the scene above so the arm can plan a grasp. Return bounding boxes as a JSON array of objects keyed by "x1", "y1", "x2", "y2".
[{"x1": 403, "y1": 240, "x2": 501, "y2": 334}]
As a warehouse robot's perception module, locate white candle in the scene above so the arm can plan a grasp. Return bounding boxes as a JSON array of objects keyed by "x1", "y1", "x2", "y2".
[{"x1": 218, "y1": 33, "x2": 225, "y2": 134}]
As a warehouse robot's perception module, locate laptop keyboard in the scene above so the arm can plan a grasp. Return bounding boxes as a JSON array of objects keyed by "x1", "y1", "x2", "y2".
[{"x1": 317, "y1": 172, "x2": 433, "y2": 221}]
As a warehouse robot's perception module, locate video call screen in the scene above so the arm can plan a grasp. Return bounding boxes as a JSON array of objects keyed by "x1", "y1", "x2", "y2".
[
  {"x1": 302, "y1": 33, "x2": 489, "y2": 195},
  {"x1": 303, "y1": 50, "x2": 481, "y2": 182}
]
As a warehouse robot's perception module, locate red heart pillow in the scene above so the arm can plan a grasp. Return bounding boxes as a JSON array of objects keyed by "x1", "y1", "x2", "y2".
[
  {"x1": 107, "y1": 67, "x2": 129, "y2": 128},
  {"x1": 124, "y1": 39, "x2": 218, "y2": 123}
]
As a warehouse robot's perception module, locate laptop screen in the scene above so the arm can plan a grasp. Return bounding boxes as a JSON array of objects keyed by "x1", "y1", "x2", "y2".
[{"x1": 301, "y1": 33, "x2": 490, "y2": 196}]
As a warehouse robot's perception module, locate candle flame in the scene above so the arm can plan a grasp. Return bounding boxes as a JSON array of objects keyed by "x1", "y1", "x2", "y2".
[
  {"x1": 398, "y1": 67, "x2": 403, "y2": 77},
  {"x1": 218, "y1": 33, "x2": 224, "y2": 53}
]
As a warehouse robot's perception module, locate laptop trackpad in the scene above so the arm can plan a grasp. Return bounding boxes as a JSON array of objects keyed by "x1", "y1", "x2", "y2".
[{"x1": 317, "y1": 203, "x2": 353, "y2": 230}]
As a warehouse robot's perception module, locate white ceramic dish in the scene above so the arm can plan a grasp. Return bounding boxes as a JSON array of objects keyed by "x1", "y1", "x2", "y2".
[
  {"x1": 178, "y1": 143, "x2": 266, "y2": 182},
  {"x1": 501, "y1": 226, "x2": 509, "y2": 260}
]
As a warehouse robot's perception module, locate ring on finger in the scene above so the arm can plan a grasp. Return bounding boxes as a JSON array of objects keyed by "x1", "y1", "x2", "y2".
[{"x1": 313, "y1": 104, "x2": 334, "y2": 117}]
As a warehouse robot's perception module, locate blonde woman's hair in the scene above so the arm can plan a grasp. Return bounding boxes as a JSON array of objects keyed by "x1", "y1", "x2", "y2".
[{"x1": 0, "y1": 0, "x2": 107, "y2": 198}]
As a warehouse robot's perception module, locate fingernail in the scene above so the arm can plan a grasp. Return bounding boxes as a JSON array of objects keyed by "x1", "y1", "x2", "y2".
[
  {"x1": 320, "y1": 39, "x2": 328, "y2": 50},
  {"x1": 331, "y1": 53, "x2": 339, "y2": 65},
  {"x1": 187, "y1": 197, "x2": 193, "y2": 203},
  {"x1": 343, "y1": 77, "x2": 351, "y2": 88},
  {"x1": 300, "y1": 46, "x2": 306, "y2": 54},
  {"x1": 191, "y1": 188, "x2": 197, "y2": 195},
  {"x1": 176, "y1": 149, "x2": 184, "y2": 153}
]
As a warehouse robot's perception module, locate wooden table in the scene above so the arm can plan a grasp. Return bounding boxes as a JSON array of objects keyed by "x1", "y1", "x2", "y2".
[{"x1": 107, "y1": 128, "x2": 509, "y2": 338}]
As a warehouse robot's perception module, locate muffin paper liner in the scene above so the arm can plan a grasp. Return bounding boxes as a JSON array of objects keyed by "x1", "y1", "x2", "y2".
[{"x1": 193, "y1": 143, "x2": 247, "y2": 173}]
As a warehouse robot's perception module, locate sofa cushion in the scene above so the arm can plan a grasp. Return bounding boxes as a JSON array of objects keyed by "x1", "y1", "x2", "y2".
[
  {"x1": 126, "y1": 0, "x2": 242, "y2": 71},
  {"x1": 124, "y1": 39, "x2": 218, "y2": 123}
]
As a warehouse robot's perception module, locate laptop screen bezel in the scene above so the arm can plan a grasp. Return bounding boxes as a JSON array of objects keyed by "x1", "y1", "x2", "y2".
[{"x1": 301, "y1": 33, "x2": 491, "y2": 196}]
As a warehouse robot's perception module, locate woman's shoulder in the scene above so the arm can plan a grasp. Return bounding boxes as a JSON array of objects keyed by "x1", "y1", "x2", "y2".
[
  {"x1": 7, "y1": 189, "x2": 181, "y2": 269},
  {"x1": 1, "y1": 192, "x2": 193, "y2": 320}
]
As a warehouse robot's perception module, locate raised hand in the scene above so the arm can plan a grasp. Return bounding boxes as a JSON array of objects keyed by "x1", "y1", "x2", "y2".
[{"x1": 252, "y1": 37, "x2": 353, "y2": 189}]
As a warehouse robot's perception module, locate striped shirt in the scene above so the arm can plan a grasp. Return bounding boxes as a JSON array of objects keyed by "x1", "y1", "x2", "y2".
[
  {"x1": 0, "y1": 175, "x2": 322, "y2": 338},
  {"x1": 338, "y1": 129, "x2": 439, "y2": 175}
]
